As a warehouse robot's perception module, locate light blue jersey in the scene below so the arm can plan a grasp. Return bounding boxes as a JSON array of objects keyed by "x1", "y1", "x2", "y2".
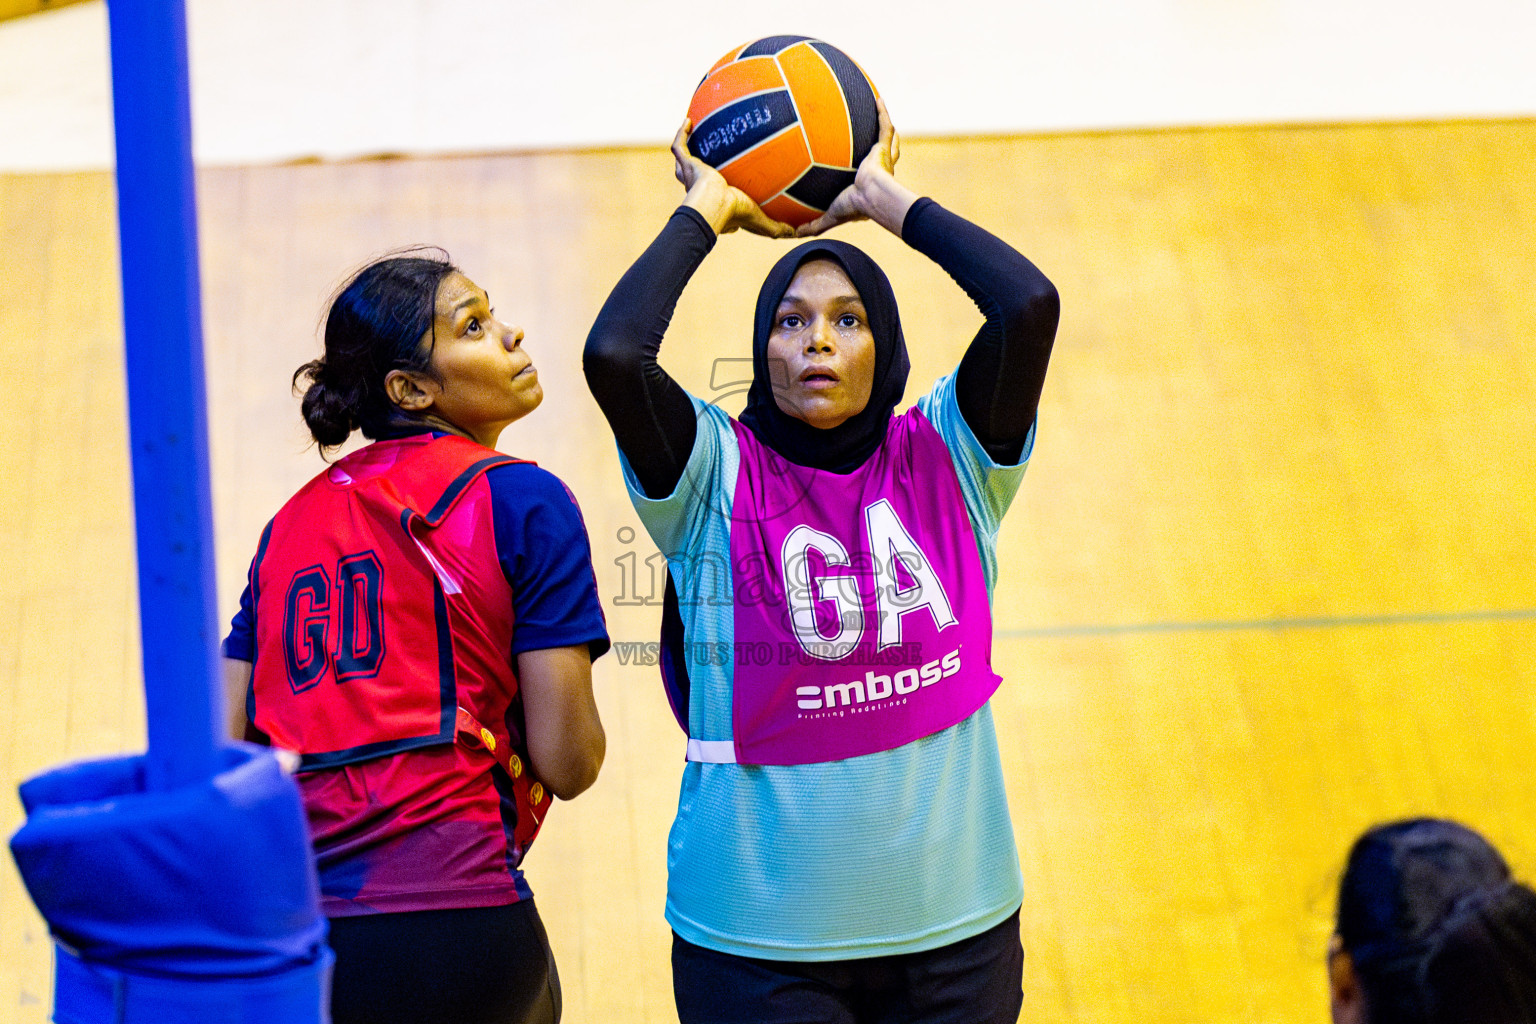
[{"x1": 621, "y1": 371, "x2": 1033, "y2": 960}]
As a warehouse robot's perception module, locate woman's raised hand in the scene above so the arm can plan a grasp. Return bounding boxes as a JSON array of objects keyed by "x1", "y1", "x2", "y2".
[
  {"x1": 674, "y1": 121, "x2": 795, "y2": 239},
  {"x1": 795, "y1": 98, "x2": 918, "y2": 238}
]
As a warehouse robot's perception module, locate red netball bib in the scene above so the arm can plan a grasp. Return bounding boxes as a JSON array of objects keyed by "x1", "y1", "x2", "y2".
[{"x1": 250, "y1": 435, "x2": 519, "y2": 768}]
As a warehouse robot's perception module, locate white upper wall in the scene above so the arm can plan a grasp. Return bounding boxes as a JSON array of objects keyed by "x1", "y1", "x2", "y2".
[{"x1": 3, "y1": 0, "x2": 1534, "y2": 172}]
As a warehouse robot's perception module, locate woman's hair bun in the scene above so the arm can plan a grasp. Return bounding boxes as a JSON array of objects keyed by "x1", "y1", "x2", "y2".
[
  {"x1": 294, "y1": 357, "x2": 356, "y2": 450},
  {"x1": 294, "y1": 249, "x2": 457, "y2": 454}
]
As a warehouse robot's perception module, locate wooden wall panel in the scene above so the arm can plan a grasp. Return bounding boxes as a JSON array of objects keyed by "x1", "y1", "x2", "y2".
[{"x1": 2, "y1": 119, "x2": 1532, "y2": 1023}]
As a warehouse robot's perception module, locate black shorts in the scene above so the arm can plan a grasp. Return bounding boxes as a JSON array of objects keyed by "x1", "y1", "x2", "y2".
[
  {"x1": 326, "y1": 901, "x2": 561, "y2": 1024},
  {"x1": 672, "y1": 908, "x2": 1023, "y2": 1024}
]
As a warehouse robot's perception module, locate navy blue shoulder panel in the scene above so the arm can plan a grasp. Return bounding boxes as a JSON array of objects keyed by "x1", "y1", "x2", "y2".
[
  {"x1": 249, "y1": 517, "x2": 275, "y2": 614},
  {"x1": 424, "y1": 455, "x2": 519, "y2": 525}
]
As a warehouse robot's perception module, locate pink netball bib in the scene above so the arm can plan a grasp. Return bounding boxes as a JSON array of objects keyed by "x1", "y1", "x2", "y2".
[{"x1": 722, "y1": 409, "x2": 1000, "y2": 765}]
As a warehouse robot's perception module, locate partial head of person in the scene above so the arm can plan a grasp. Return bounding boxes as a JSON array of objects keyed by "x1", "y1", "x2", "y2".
[
  {"x1": 295, "y1": 250, "x2": 541, "y2": 453},
  {"x1": 739, "y1": 239, "x2": 910, "y2": 473},
  {"x1": 1330, "y1": 817, "x2": 1536, "y2": 1024}
]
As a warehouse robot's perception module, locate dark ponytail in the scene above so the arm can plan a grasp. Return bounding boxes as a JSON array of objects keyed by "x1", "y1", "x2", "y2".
[
  {"x1": 294, "y1": 250, "x2": 458, "y2": 452},
  {"x1": 1337, "y1": 818, "x2": 1536, "y2": 1024}
]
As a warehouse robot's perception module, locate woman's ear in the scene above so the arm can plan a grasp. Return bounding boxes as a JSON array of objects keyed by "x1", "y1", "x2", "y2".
[
  {"x1": 1329, "y1": 935, "x2": 1366, "y2": 1024},
  {"x1": 384, "y1": 369, "x2": 435, "y2": 412}
]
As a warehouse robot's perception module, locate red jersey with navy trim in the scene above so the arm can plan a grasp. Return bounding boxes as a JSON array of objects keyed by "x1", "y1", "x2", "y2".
[{"x1": 231, "y1": 433, "x2": 608, "y2": 916}]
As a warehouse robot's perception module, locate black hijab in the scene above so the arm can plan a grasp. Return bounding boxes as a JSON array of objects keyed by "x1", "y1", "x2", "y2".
[
  {"x1": 657, "y1": 240, "x2": 912, "y2": 732},
  {"x1": 737, "y1": 238, "x2": 911, "y2": 473}
]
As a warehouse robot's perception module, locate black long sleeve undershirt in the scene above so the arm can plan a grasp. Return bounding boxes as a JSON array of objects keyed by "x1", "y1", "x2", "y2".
[{"x1": 582, "y1": 199, "x2": 1059, "y2": 499}]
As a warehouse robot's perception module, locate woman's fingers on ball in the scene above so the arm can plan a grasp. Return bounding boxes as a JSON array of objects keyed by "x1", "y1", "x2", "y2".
[
  {"x1": 873, "y1": 98, "x2": 898, "y2": 167},
  {"x1": 796, "y1": 194, "x2": 862, "y2": 236},
  {"x1": 746, "y1": 206, "x2": 785, "y2": 237},
  {"x1": 715, "y1": 186, "x2": 788, "y2": 238},
  {"x1": 672, "y1": 120, "x2": 699, "y2": 185},
  {"x1": 795, "y1": 214, "x2": 831, "y2": 237},
  {"x1": 729, "y1": 189, "x2": 787, "y2": 237},
  {"x1": 752, "y1": 215, "x2": 794, "y2": 239}
]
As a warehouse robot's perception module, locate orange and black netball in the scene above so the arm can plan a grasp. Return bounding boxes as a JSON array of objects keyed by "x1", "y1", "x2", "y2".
[{"x1": 686, "y1": 36, "x2": 880, "y2": 227}]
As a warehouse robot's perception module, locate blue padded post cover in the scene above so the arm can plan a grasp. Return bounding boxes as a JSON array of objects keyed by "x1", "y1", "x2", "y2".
[{"x1": 10, "y1": 745, "x2": 331, "y2": 1022}]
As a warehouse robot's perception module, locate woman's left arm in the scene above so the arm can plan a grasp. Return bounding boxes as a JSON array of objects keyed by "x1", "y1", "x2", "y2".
[
  {"x1": 490, "y1": 464, "x2": 611, "y2": 799},
  {"x1": 798, "y1": 102, "x2": 1060, "y2": 461},
  {"x1": 517, "y1": 645, "x2": 604, "y2": 800},
  {"x1": 906, "y1": 202, "x2": 1059, "y2": 462}
]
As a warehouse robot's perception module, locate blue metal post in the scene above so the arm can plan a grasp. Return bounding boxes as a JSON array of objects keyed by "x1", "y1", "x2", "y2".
[{"x1": 105, "y1": 0, "x2": 221, "y2": 790}]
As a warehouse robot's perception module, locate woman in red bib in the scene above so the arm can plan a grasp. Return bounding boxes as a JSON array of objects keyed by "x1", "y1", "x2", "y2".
[{"x1": 223, "y1": 252, "x2": 610, "y2": 1024}]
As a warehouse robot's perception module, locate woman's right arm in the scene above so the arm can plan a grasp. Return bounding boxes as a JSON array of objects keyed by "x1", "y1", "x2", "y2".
[
  {"x1": 583, "y1": 124, "x2": 791, "y2": 499},
  {"x1": 222, "y1": 578, "x2": 260, "y2": 741},
  {"x1": 223, "y1": 657, "x2": 253, "y2": 740},
  {"x1": 581, "y1": 207, "x2": 716, "y2": 499}
]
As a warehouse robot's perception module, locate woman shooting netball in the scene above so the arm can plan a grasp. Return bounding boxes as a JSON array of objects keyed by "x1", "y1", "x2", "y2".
[{"x1": 584, "y1": 101, "x2": 1059, "y2": 1023}]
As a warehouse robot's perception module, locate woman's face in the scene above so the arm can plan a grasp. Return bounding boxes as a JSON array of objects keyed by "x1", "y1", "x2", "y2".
[
  {"x1": 765, "y1": 260, "x2": 876, "y2": 431},
  {"x1": 410, "y1": 272, "x2": 542, "y2": 447}
]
